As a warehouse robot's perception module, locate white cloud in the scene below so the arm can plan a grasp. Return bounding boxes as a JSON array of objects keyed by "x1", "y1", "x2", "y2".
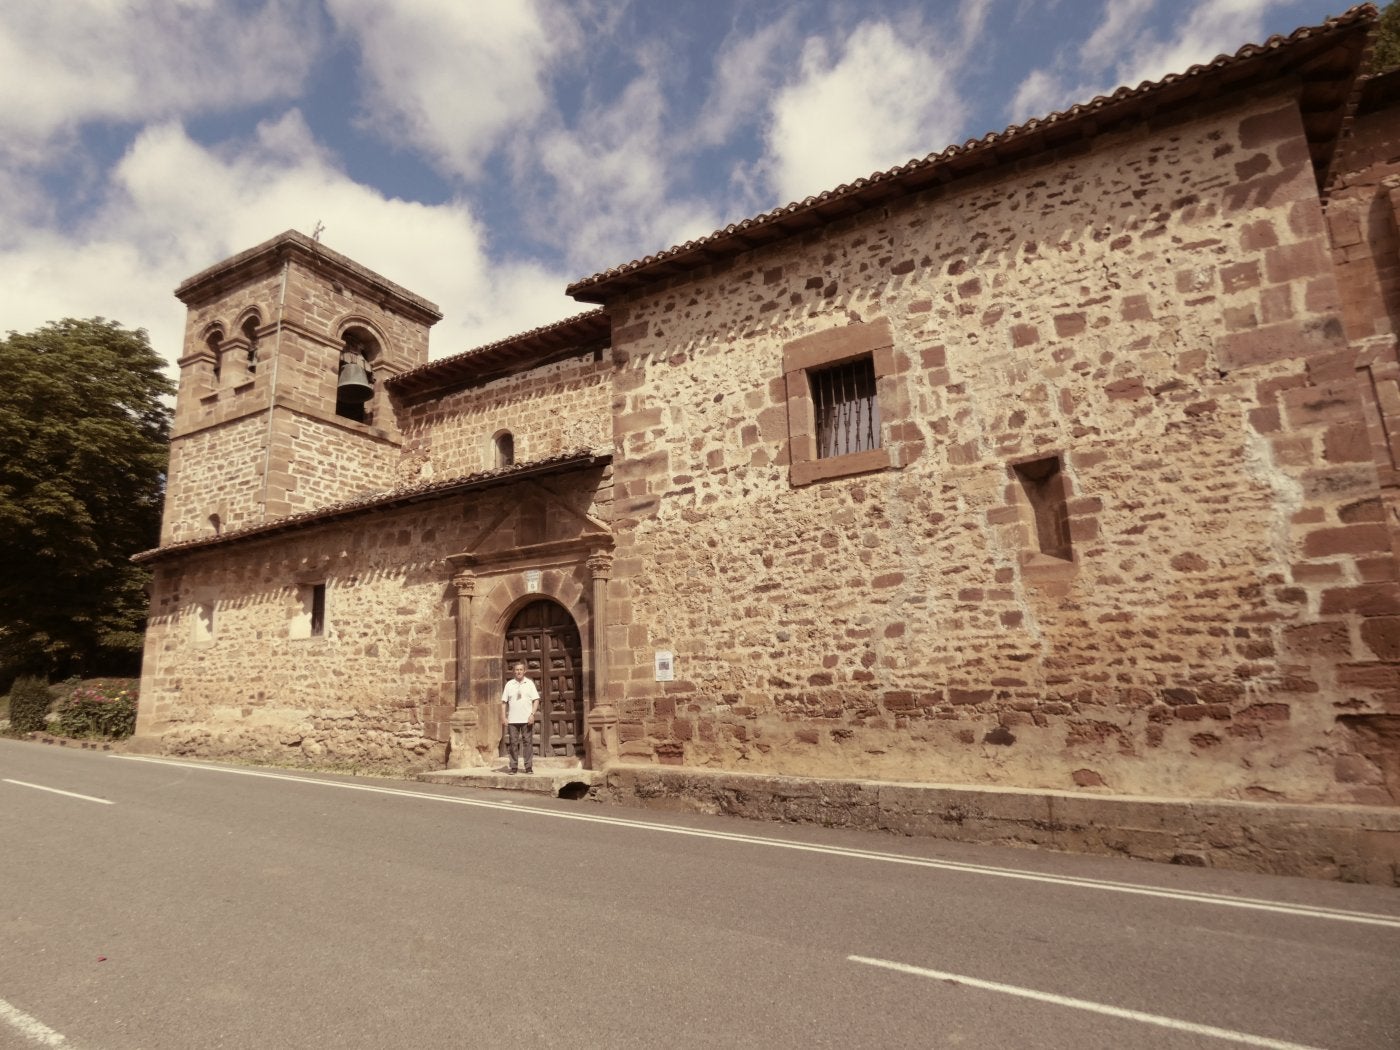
[
  {"x1": 1116, "y1": 0, "x2": 1281, "y2": 88},
  {"x1": 1080, "y1": 0, "x2": 1156, "y2": 72},
  {"x1": 0, "y1": 114, "x2": 579, "y2": 369},
  {"x1": 1008, "y1": 0, "x2": 1289, "y2": 127},
  {"x1": 765, "y1": 21, "x2": 969, "y2": 204},
  {"x1": 0, "y1": 0, "x2": 317, "y2": 154},
  {"x1": 327, "y1": 0, "x2": 569, "y2": 182},
  {"x1": 534, "y1": 72, "x2": 721, "y2": 276},
  {"x1": 694, "y1": 13, "x2": 800, "y2": 147}
]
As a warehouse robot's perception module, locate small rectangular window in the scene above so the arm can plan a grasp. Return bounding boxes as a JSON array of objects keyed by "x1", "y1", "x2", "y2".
[
  {"x1": 1014, "y1": 456, "x2": 1073, "y2": 561},
  {"x1": 193, "y1": 601, "x2": 215, "y2": 643},
  {"x1": 293, "y1": 582, "x2": 327, "y2": 639},
  {"x1": 810, "y1": 357, "x2": 881, "y2": 458},
  {"x1": 310, "y1": 583, "x2": 326, "y2": 637}
]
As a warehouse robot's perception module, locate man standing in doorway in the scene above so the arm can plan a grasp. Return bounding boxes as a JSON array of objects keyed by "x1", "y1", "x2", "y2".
[{"x1": 501, "y1": 661, "x2": 541, "y2": 775}]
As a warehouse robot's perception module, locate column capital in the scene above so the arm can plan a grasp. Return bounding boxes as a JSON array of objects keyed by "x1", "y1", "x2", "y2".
[
  {"x1": 587, "y1": 550, "x2": 614, "y2": 579},
  {"x1": 451, "y1": 570, "x2": 477, "y2": 598}
]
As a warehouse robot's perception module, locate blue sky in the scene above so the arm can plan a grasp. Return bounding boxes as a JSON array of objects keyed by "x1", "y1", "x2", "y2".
[{"x1": 0, "y1": 0, "x2": 1365, "y2": 369}]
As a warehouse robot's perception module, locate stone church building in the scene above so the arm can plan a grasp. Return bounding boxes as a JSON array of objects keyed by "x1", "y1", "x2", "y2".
[{"x1": 133, "y1": 8, "x2": 1400, "y2": 876}]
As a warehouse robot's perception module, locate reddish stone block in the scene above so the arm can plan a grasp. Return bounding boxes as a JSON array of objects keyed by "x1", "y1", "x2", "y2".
[
  {"x1": 1266, "y1": 240, "x2": 1331, "y2": 284},
  {"x1": 949, "y1": 688, "x2": 992, "y2": 705},
  {"x1": 1321, "y1": 584, "x2": 1400, "y2": 616},
  {"x1": 1220, "y1": 260, "x2": 1261, "y2": 292},
  {"x1": 1323, "y1": 422, "x2": 1372, "y2": 464},
  {"x1": 613, "y1": 320, "x2": 649, "y2": 346},
  {"x1": 1234, "y1": 153, "x2": 1271, "y2": 180},
  {"x1": 1105, "y1": 377, "x2": 1146, "y2": 399},
  {"x1": 1361, "y1": 618, "x2": 1400, "y2": 661},
  {"x1": 1240, "y1": 219, "x2": 1279, "y2": 250},
  {"x1": 1120, "y1": 294, "x2": 1152, "y2": 321},
  {"x1": 1249, "y1": 406, "x2": 1281, "y2": 433},
  {"x1": 1239, "y1": 702, "x2": 1290, "y2": 721},
  {"x1": 1303, "y1": 525, "x2": 1390, "y2": 558},
  {"x1": 1012, "y1": 323, "x2": 1039, "y2": 347},
  {"x1": 1054, "y1": 313, "x2": 1087, "y2": 337}
]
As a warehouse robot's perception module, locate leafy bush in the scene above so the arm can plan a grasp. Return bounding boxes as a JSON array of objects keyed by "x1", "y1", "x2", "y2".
[
  {"x1": 53, "y1": 679, "x2": 138, "y2": 739},
  {"x1": 8, "y1": 676, "x2": 54, "y2": 733}
]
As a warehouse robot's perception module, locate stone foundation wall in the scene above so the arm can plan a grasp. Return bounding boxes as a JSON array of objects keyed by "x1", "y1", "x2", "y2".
[
  {"x1": 599, "y1": 94, "x2": 1399, "y2": 805},
  {"x1": 597, "y1": 764, "x2": 1400, "y2": 885}
]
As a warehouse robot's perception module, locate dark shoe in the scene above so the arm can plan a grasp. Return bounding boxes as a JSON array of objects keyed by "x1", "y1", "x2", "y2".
[
  {"x1": 507, "y1": 769, "x2": 517, "y2": 775},
  {"x1": 524, "y1": 769, "x2": 533, "y2": 775}
]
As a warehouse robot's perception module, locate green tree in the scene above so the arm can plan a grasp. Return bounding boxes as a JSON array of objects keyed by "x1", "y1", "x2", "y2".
[
  {"x1": 0, "y1": 318, "x2": 174, "y2": 684},
  {"x1": 1373, "y1": 0, "x2": 1400, "y2": 74}
]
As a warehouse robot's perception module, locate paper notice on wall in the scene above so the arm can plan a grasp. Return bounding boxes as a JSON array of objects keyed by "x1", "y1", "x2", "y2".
[{"x1": 654, "y1": 650, "x2": 675, "y2": 682}]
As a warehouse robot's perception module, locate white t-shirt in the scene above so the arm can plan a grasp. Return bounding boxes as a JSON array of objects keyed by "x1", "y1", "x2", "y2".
[{"x1": 501, "y1": 676, "x2": 540, "y2": 723}]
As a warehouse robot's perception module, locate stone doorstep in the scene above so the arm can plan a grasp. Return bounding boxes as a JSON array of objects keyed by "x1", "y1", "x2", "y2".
[{"x1": 418, "y1": 763, "x2": 600, "y2": 797}]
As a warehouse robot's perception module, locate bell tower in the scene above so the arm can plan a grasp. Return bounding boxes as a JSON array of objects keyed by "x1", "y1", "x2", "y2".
[{"x1": 162, "y1": 230, "x2": 442, "y2": 545}]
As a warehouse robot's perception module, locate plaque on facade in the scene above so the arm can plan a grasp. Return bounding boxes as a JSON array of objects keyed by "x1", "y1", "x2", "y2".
[
  {"x1": 525, "y1": 569, "x2": 541, "y2": 593},
  {"x1": 654, "y1": 650, "x2": 675, "y2": 682}
]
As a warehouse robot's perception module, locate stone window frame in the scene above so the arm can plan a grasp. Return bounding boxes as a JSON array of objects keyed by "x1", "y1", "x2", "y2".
[
  {"x1": 1012, "y1": 454, "x2": 1073, "y2": 562},
  {"x1": 783, "y1": 317, "x2": 899, "y2": 486}
]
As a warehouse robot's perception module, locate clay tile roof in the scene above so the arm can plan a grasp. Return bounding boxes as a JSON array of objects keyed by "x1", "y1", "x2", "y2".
[
  {"x1": 132, "y1": 449, "x2": 611, "y2": 564},
  {"x1": 387, "y1": 309, "x2": 610, "y2": 398},
  {"x1": 565, "y1": 4, "x2": 1378, "y2": 304}
]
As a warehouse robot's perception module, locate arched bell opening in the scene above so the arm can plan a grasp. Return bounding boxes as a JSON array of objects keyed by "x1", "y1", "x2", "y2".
[
  {"x1": 500, "y1": 597, "x2": 585, "y2": 763},
  {"x1": 336, "y1": 325, "x2": 381, "y2": 423},
  {"x1": 239, "y1": 313, "x2": 261, "y2": 379}
]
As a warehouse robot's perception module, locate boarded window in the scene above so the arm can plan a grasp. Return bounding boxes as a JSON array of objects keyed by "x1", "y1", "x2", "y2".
[{"x1": 810, "y1": 357, "x2": 881, "y2": 459}]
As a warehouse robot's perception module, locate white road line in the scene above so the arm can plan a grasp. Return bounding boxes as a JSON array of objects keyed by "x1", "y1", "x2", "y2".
[
  {"x1": 848, "y1": 955, "x2": 1324, "y2": 1050},
  {"x1": 2, "y1": 779, "x2": 113, "y2": 805},
  {"x1": 112, "y1": 755, "x2": 1400, "y2": 929},
  {"x1": 0, "y1": 997, "x2": 69, "y2": 1047}
]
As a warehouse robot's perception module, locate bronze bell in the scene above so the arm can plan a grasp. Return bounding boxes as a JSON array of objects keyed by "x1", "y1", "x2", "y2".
[{"x1": 337, "y1": 358, "x2": 374, "y2": 403}]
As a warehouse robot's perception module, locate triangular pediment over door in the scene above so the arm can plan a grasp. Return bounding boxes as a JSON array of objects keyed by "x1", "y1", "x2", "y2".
[{"x1": 464, "y1": 477, "x2": 611, "y2": 566}]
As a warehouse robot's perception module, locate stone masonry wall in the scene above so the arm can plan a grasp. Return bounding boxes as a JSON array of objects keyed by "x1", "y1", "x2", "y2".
[
  {"x1": 162, "y1": 415, "x2": 270, "y2": 544},
  {"x1": 396, "y1": 351, "x2": 611, "y2": 483},
  {"x1": 600, "y1": 92, "x2": 1399, "y2": 806},
  {"x1": 136, "y1": 467, "x2": 609, "y2": 772}
]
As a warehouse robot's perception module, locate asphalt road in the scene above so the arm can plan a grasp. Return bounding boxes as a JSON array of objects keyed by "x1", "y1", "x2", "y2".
[{"x1": 1, "y1": 738, "x2": 1398, "y2": 1050}]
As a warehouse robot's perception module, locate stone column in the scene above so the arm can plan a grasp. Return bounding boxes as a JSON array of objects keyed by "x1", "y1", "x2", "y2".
[
  {"x1": 587, "y1": 550, "x2": 613, "y2": 706},
  {"x1": 585, "y1": 550, "x2": 615, "y2": 771},
  {"x1": 447, "y1": 565, "x2": 484, "y2": 768}
]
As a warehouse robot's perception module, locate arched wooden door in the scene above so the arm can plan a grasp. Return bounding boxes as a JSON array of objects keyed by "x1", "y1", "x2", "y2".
[{"x1": 502, "y1": 599, "x2": 584, "y2": 759}]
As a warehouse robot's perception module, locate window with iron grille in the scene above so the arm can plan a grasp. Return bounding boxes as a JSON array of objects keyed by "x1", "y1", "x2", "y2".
[
  {"x1": 810, "y1": 357, "x2": 881, "y2": 458},
  {"x1": 782, "y1": 317, "x2": 897, "y2": 486}
]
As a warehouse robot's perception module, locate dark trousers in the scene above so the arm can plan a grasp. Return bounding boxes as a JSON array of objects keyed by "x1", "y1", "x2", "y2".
[{"x1": 506, "y1": 722, "x2": 534, "y2": 772}]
